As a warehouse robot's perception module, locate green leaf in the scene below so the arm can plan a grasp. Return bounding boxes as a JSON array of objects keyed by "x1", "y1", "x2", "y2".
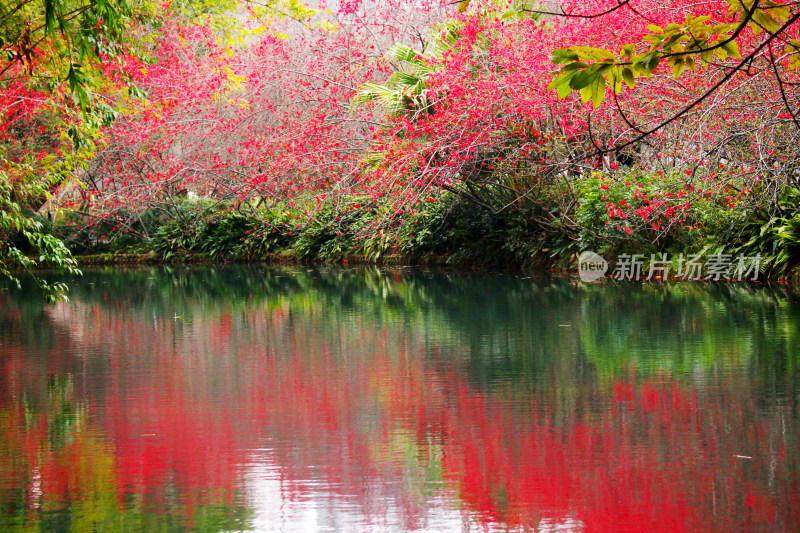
[
  {"x1": 713, "y1": 23, "x2": 736, "y2": 34},
  {"x1": 644, "y1": 54, "x2": 661, "y2": 74},
  {"x1": 580, "y1": 85, "x2": 592, "y2": 105},
  {"x1": 393, "y1": 72, "x2": 422, "y2": 86},
  {"x1": 610, "y1": 67, "x2": 623, "y2": 94},
  {"x1": 582, "y1": 47, "x2": 616, "y2": 60},
  {"x1": 767, "y1": 2, "x2": 791, "y2": 22},
  {"x1": 691, "y1": 15, "x2": 712, "y2": 26},
  {"x1": 721, "y1": 40, "x2": 741, "y2": 59},
  {"x1": 621, "y1": 67, "x2": 635, "y2": 89},
  {"x1": 44, "y1": 0, "x2": 57, "y2": 33},
  {"x1": 590, "y1": 76, "x2": 606, "y2": 107},
  {"x1": 661, "y1": 33, "x2": 683, "y2": 50},
  {"x1": 388, "y1": 43, "x2": 422, "y2": 64},
  {"x1": 561, "y1": 61, "x2": 588, "y2": 71},
  {"x1": 620, "y1": 44, "x2": 636, "y2": 58},
  {"x1": 546, "y1": 70, "x2": 577, "y2": 90},
  {"x1": 751, "y1": 10, "x2": 781, "y2": 34},
  {"x1": 569, "y1": 69, "x2": 597, "y2": 90},
  {"x1": 557, "y1": 81, "x2": 573, "y2": 99},
  {"x1": 550, "y1": 48, "x2": 580, "y2": 64},
  {"x1": 672, "y1": 58, "x2": 685, "y2": 77}
]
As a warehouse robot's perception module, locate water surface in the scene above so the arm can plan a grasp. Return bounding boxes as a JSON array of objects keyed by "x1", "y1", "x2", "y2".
[{"x1": 1, "y1": 266, "x2": 798, "y2": 532}]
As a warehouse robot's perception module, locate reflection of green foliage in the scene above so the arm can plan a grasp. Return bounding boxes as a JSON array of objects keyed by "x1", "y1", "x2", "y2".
[
  {"x1": 46, "y1": 374, "x2": 84, "y2": 448},
  {"x1": 4, "y1": 265, "x2": 799, "y2": 387},
  {"x1": 5, "y1": 497, "x2": 251, "y2": 532},
  {"x1": 576, "y1": 282, "x2": 800, "y2": 378}
]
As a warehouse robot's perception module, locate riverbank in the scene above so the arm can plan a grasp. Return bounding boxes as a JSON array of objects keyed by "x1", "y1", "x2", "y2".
[
  {"x1": 72, "y1": 251, "x2": 440, "y2": 266},
  {"x1": 42, "y1": 180, "x2": 798, "y2": 282}
]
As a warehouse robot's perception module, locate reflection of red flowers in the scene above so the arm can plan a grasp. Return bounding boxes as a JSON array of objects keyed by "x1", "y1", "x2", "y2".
[{"x1": 5, "y1": 299, "x2": 798, "y2": 532}]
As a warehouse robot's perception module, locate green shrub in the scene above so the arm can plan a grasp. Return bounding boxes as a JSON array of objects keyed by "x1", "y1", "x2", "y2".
[{"x1": 729, "y1": 187, "x2": 800, "y2": 276}]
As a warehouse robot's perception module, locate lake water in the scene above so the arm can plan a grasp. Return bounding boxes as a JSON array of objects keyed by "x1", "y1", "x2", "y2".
[{"x1": 1, "y1": 265, "x2": 798, "y2": 532}]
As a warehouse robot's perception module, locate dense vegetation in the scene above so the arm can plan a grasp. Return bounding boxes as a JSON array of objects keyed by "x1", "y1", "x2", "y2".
[
  {"x1": 4, "y1": 0, "x2": 800, "y2": 296},
  {"x1": 25, "y1": 180, "x2": 797, "y2": 280}
]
